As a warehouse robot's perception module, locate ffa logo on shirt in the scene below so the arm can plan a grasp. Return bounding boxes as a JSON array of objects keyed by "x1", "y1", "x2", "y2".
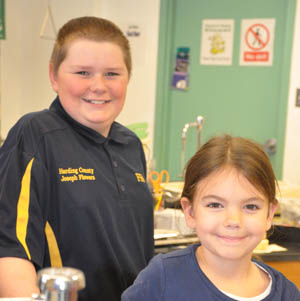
[
  {"x1": 135, "y1": 173, "x2": 145, "y2": 183},
  {"x1": 58, "y1": 167, "x2": 95, "y2": 182}
]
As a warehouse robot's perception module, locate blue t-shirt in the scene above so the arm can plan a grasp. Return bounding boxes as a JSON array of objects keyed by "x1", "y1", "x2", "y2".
[{"x1": 122, "y1": 244, "x2": 300, "y2": 301}]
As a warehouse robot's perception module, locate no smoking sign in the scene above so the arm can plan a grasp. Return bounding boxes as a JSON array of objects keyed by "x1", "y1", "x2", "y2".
[{"x1": 240, "y1": 19, "x2": 275, "y2": 66}]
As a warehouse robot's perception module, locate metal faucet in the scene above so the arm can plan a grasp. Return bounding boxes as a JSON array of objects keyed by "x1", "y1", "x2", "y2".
[
  {"x1": 30, "y1": 267, "x2": 85, "y2": 301},
  {"x1": 1, "y1": 267, "x2": 85, "y2": 301},
  {"x1": 180, "y1": 116, "x2": 204, "y2": 178}
]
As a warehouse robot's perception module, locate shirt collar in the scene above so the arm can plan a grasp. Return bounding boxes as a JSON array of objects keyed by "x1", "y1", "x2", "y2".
[{"x1": 49, "y1": 96, "x2": 129, "y2": 145}]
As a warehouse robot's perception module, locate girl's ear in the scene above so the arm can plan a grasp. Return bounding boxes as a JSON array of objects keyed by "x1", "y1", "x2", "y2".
[
  {"x1": 49, "y1": 63, "x2": 58, "y2": 92},
  {"x1": 181, "y1": 197, "x2": 196, "y2": 229},
  {"x1": 266, "y1": 200, "x2": 278, "y2": 231}
]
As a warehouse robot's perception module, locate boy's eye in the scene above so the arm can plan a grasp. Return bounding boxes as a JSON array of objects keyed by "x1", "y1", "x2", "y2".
[
  {"x1": 245, "y1": 204, "x2": 260, "y2": 211},
  {"x1": 105, "y1": 72, "x2": 119, "y2": 77}
]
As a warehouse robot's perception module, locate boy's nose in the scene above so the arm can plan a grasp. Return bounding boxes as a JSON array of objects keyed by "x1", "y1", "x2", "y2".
[{"x1": 90, "y1": 75, "x2": 107, "y2": 92}]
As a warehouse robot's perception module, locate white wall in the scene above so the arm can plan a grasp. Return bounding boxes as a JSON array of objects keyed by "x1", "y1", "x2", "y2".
[
  {"x1": 282, "y1": 0, "x2": 300, "y2": 185},
  {"x1": 98, "y1": 0, "x2": 160, "y2": 153},
  {"x1": 0, "y1": 0, "x2": 160, "y2": 155},
  {"x1": 1, "y1": 0, "x2": 53, "y2": 139},
  {"x1": 0, "y1": 0, "x2": 95, "y2": 137}
]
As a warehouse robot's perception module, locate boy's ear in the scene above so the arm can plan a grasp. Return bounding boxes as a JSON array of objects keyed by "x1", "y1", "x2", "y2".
[
  {"x1": 49, "y1": 63, "x2": 58, "y2": 92},
  {"x1": 181, "y1": 197, "x2": 196, "y2": 229},
  {"x1": 266, "y1": 200, "x2": 278, "y2": 231}
]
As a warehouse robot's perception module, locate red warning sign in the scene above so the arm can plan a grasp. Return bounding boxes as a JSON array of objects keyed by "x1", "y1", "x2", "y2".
[
  {"x1": 240, "y1": 19, "x2": 275, "y2": 66},
  {"x1": 245, "y1": 24, "x2": 270, "y2": 51},
  {"x1": 244, "y1": 51, "x2": 269, "y2": 62}
]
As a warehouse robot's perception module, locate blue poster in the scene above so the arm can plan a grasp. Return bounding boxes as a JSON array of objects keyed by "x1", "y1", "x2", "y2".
[
  {"x1": 0, "y1": 0, "x2": 5, "y2": 40},
  {"x1": 171, "y1": 47, "x2": 190, "y2": 91}
]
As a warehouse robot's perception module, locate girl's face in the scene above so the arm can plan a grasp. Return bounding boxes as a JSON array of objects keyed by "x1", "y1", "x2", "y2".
[
  {"x1": 49, "y1": 39, "x2": 129, "y2": 137},
  {"x1": 181, "y1": 167, "x2": 277, "y2": 263}
]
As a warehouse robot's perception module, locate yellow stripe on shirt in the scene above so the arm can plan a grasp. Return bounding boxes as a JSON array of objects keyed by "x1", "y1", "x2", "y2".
[
  {"x1": 45, "y1": 221, "x2": 62, "y2": 267},
  {"x1": 16, "y1": 158, "x2": 34, "y2": 260}
]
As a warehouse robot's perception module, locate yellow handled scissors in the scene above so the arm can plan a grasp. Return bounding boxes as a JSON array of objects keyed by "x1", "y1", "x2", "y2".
[{"x1": 149, "y1": 170, "x2": 170, "y2": 195}]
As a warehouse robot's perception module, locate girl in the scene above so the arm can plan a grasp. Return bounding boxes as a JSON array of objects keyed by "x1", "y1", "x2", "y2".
[{"x1": 122, "y1": 135, "x2": 300, "y2": 300}]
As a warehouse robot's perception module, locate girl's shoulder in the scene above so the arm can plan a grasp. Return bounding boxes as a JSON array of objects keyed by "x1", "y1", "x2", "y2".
[
  {"x1": 253, "y1": 260, "x2": 300, "y2": 299},
  {"x1": 138, "y1": 245, "x2": 197, "y2": 280},
  {"x1": 121, "y1": 245, "x2": 199, "y2": 301}
]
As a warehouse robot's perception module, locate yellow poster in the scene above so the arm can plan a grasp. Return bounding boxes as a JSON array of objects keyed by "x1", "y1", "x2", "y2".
[{"x1": 200, "y1": 19, "x2": 234, "y2": 66}]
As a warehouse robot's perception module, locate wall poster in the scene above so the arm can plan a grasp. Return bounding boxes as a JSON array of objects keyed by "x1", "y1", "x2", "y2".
[
  {"x1": 239, "y1": 19, "x2": 276, "y2": 66},
  {"x1": 122, "y1": 23, "x2": 146, "y2": 66},
  {"x1": 172, "y1": 47, "x2": 190, "y2": 91},
  {"x1": 200, "y1": 19, "x2": 234, "y2": 66}
]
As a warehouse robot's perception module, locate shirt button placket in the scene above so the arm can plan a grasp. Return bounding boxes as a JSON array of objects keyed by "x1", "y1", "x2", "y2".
[
  {"x1": 120, "y1": 184, "x2": 126, "y2": 192},
  {"x1": 112, "y1": 159, "x2": 125, "y2": 196}
]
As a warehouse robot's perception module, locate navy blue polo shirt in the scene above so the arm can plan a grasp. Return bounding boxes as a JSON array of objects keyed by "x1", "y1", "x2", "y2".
[{"x1": 0, "y1": 97, "x2": 154, "y2": 301}]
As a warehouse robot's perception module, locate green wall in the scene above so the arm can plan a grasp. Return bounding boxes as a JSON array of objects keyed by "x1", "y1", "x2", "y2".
[{"x1": 154, "y1": 0, "x2": 296, "y2": 181}]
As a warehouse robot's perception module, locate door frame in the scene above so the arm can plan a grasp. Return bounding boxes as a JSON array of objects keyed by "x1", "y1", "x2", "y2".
[{"x1": 153, "y1": 0, "x2": 175, "y2": 171}]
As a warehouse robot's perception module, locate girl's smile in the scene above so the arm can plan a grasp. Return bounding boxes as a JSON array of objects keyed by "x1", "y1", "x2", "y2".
[{"x1": 217, "y1": 235, "x2": 246, "y2": 244}]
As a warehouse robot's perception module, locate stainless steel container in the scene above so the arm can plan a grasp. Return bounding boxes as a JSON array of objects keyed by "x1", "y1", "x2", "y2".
[
  {"x1": 0, "y1": 267, "x2": 85, "y2": 301},
  {"x1": 36, "y1": 267, "x2": 85, "y2": 301}
]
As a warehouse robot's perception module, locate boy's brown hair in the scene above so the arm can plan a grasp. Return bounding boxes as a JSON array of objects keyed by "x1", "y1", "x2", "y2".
[{"x1": 50, "y1": 16, "x2": 131, "y2": 77}]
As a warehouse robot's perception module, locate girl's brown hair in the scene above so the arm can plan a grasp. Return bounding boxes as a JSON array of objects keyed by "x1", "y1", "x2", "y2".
[
  {"x1": 181, "y1": 134, "x2": 277, "y2": 205},
  {"x1": 50, "y1": 16, "x2": 132, "y2": 77}
]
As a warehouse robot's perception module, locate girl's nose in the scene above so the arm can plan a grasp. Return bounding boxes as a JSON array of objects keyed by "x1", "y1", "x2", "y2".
[{"x1": 223, "y1": 207, "x2": 242, "y2": 228}]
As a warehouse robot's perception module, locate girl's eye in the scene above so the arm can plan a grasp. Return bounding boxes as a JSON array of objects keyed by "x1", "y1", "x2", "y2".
[
  {"x1": 207, "y1": 202, "x2": 223, "y2": 209},
  {"x1": 245, "y1": 204, "x2": 260, "y2": 211},
  {"x1": 76, "y1": 71, "x2": 89, "y2": 76}
]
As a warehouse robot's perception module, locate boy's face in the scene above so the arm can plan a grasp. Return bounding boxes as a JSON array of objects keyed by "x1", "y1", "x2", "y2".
[
  {"x1": 181, "y1": 167, "x2": 277, "y2": 263},
  {"x1": 49, "y1": 39, "x2": 129, "y2": 137}
]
